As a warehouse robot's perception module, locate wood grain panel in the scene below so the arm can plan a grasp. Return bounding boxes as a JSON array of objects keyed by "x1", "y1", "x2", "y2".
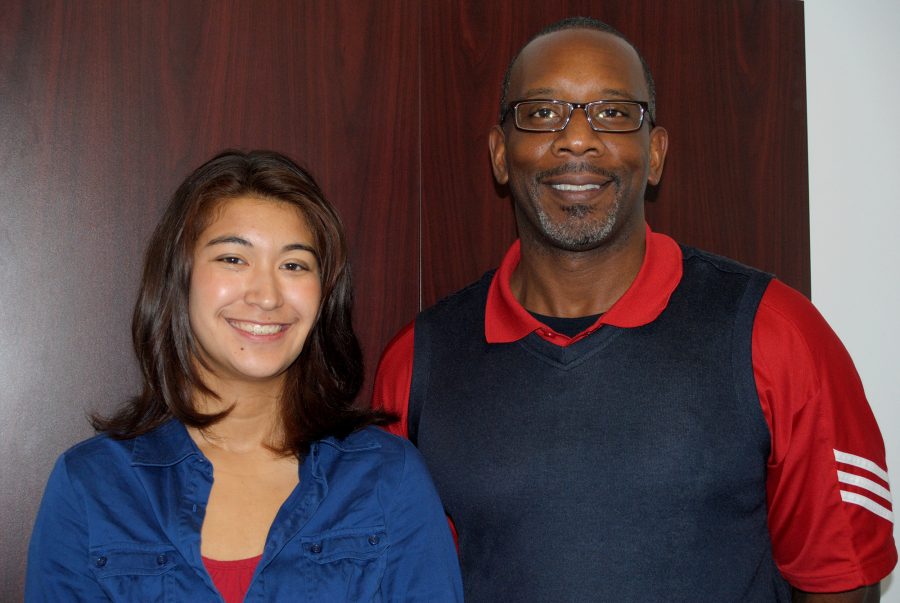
[
  {"x1": 0, "y1": 1, "x2": 418, "y2": 597},
  {"x1": 645, "y1": 0, "x2": 808, "y2": 290},
  {"x1": 420, "y1": 0, "x2": 809, "y2": 308},
  {"x1": 0, "y1": 1, "x2": 808, "y2": 599}
]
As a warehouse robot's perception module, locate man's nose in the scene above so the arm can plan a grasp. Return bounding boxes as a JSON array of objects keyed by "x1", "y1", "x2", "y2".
[{"x1": 553, "y1": 107, "x2": 604, "y2": 156}]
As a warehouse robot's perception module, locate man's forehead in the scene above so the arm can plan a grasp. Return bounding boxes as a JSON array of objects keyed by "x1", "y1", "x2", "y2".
[{"x1": 509, "y1": 29, "x2": 646, "y2": 98}]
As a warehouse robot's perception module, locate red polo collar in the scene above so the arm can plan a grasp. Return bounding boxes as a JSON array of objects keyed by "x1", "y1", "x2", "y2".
[{"x1": 484, "y1": 224, "x2": 683, "y2": 346}]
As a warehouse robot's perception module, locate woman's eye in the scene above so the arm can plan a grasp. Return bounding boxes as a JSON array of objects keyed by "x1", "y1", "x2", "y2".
[
  {"x1": 217, "y1": 256, "x2": 244, "y2": 265},
  {"x1": 282, "y1": 262, "x2": 309, "y2": 272}
]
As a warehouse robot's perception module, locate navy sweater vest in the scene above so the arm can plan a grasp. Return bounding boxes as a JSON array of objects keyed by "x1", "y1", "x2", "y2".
[{"x1": 410, "y1": 246, "x2": 791, "y2": 602}]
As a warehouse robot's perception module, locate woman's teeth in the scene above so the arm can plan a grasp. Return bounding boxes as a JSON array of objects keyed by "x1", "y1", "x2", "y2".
[{"x1": 231, "y1": 321, "x2": 283, "y2": 335}]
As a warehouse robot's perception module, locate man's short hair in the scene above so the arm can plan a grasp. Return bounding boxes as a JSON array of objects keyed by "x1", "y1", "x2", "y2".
[{"x1": 498, "y1": 16, "x2": 657, "y2": 124}]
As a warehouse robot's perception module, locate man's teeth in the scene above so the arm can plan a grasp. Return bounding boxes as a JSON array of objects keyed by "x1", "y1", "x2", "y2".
[
  {"x1": 551, "y1": 183, "x2": 601, "y2": 191},
  {"x1": 232, "y1": 321, "x2": 283, "y2": 335}
]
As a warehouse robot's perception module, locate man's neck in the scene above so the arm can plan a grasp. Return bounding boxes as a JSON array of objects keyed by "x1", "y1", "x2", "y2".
[{"x1": 510, "y1": 228, "x2": 646, "y2": 317}]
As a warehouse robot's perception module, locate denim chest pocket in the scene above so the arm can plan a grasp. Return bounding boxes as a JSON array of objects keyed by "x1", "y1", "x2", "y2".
[
  {"x1": 294, "y1": 529, "x2": 388, "y2": 600},
  {"x1": 89, "y1": 545, "x2": 179, "y2": 603}
]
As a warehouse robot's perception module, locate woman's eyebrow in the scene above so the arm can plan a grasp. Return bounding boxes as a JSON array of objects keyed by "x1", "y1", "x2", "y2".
[
  {"x1": 203, "y1": 236, "x2": 317, "y2": 258},
  {"x1": 205, "y1": 234, "x2": 250, "y2": 247},
  {"x1": 206, "y1": 235, "x2": 319, "y2": 258},
  {"x1": 282, "y1": 243, "x2": 317, "y2": 255}
]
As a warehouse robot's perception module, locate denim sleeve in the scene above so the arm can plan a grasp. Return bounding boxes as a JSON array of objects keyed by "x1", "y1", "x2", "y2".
[
  {"x1": 381, "y1": 440, "x2": 464, "y2": 601},
  {"x1": 26, "y1": 455, "x2": 109, "y2": 602}
]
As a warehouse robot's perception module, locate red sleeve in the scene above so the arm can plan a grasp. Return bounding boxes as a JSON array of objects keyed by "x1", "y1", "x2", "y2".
[
  {"x1": 754, "y1": 279, "x2": 897, "y2": 591},
  {"x1": 372, "y1": 321, "x2": 415, "y2": 438},
  {"x1": 371, "y1": 321, "x2": 461, "y2": 546}
]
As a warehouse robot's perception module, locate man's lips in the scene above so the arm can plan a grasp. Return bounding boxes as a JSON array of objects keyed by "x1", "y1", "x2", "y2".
[
  {"x1": 542, "y1": 175, "x2": 613, "y2": 195},
  {"x1": 548, "y1": 182, "x2": 604, "y2": 192},
  {"x1": 227, "y1": 320, "x2": 288, "y2": 336},
  {"x1": 536, "y1": 164, "x2": 618, "y2": 193}
]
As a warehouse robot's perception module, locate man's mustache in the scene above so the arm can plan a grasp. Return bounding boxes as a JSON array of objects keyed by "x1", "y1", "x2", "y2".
[{"x1": 535, "y1": 163, "x2": 620, "y2": 184}]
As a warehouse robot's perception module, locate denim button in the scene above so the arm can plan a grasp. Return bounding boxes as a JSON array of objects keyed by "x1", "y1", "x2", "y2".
[
  {"x1": 310, "y1": 542, "x2": 322, "y2": 554},
  {"x1": 368, "y1": 534, "x2": 380, "y2": 545},
  {"x1": 95, "y1": 556, "x2": 107, "y2": 568},
  {"x1": 156, "y1": 554, "x2": 168, "y2": 565}
]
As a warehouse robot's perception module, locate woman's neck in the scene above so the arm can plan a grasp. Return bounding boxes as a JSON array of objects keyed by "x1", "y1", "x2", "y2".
[{"x1": 189, "y1": 373, "x2": 286, "y2": 455}]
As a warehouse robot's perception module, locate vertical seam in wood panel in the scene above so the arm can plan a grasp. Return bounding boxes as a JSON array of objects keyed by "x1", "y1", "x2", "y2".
[{"x1": 417, "y1": 3, "x2": 423, "y2": 312}]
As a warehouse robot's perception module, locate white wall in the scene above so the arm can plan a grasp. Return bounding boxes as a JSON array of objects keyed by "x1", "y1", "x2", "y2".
[{"x1": 806, "y1": 0, "x2": 900, "y2": 597}]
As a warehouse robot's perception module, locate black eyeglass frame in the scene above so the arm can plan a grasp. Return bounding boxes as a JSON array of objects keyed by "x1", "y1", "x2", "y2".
[{"x1": 501, "y1": 99, "x2": 655, "y2": 133}]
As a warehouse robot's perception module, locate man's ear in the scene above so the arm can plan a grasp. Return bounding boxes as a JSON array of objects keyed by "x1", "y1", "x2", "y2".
[
  {"x1": 488, "y1": 125, "x2": 509, "y2": 185},
  {"x1": 647, "y1": 126, "x2": 668, "y2": 186}
]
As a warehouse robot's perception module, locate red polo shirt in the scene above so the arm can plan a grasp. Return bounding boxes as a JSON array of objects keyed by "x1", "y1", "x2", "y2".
[{"x1": 373, "y1": 226, "x2": 896, "y2": 592}]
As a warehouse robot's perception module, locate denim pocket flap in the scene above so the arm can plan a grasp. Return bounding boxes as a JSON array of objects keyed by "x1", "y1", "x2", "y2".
[
  {"x1": 89, "y1": 545, "x2": 177, "y2": 577},
  {"x1": 301, "y1": 529, "x2": 388, "y2": 563}
]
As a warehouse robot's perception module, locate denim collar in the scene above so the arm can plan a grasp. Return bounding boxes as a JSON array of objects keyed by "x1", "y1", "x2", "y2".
[{"x1": 130, "y1": 418, "x2": 382, "y2": 468}]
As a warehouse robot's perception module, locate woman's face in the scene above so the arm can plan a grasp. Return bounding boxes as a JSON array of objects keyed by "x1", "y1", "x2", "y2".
[{"x1": 188, "y1": 195, "x2": 322, "y2": 390}]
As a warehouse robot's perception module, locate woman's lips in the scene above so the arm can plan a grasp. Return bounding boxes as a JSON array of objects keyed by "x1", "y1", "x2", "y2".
[{"x1": 227, "y1": 320, "x2": 288, "y2": 336}]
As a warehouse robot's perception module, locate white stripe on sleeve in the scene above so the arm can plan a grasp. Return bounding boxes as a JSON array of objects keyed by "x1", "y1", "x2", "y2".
[
  {"x1": 837, "y1": 470, "x2": 893, "y2": 503},
  {"x1": 833, "y1": 449, "x2": 893, "y2": 523},
  {"x1": 839, "y1": 491, "x2": 894, "y2": 523},
  {"x1": 833, "y1": 449, "x2": 890, "y2": 482}
]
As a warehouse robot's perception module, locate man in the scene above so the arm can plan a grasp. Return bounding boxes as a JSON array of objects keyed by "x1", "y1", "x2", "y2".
[{"x1": 373, "y1": 17, "x2": 896, "y2": 601}]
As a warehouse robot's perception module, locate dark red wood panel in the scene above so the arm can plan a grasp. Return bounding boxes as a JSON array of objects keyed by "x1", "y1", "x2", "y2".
[
  {"x1": 419, "y1": 0, "x2": 808, "y2": 307},
  {"x1": 0, "y1": 1, "x2": 419, "y2": 597},
  {"x1": 645, "y1": 0, "x2": 808, "y2": 289},
  {"x1": 0, "y1": 1, "x2": 808, "y2": 599}
]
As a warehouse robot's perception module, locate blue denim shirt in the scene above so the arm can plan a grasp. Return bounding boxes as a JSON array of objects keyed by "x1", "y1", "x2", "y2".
[{"x1": 26, "y1": 420, "x2": 463, "y2": 601}]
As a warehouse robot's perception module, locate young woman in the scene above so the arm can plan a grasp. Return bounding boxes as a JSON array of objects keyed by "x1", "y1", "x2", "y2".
[{"x1": 26, "y1": 150, "x2": 462, "y2": 602}]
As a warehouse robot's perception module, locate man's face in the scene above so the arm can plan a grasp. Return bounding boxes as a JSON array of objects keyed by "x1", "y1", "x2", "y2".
[{"x1": 489, "y1": 29, "x2": 668, "y2": 253}]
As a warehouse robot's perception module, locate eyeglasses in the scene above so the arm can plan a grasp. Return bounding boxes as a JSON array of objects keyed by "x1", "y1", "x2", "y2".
[{"x1": 501, "y1": 99, "x2": 653, "y2": 133}]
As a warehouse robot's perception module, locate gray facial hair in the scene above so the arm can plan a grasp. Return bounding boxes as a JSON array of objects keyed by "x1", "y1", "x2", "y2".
[{"x1": 528, "y1": 163, "x2": 623, "y2": 251}]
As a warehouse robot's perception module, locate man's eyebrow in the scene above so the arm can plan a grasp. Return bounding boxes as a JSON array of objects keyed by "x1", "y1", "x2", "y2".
[
  {"x1": 598, "y1": 88, "x2": 636, "y2": 100},
  {"x1": 520, "y1": 87, "x2": 556, "y2": 98},
  {"x1": 518, "y1": 87, "x2": 639, "y2": 100}
]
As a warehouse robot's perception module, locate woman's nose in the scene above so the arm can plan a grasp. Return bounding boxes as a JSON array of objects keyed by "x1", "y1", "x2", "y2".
[{"x1": 244, "y1": 268, "x2": 282, "y2": 310}]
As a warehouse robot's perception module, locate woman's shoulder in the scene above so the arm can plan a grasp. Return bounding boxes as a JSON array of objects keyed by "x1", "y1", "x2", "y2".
[
  {"x1": 40, "y1": 432, "x2": 135, "y2": 502},
  {"x1": 324, "y1": 426, "x2": 418, "y2": 458},
  {"x1": 53, "y1": 419, "x2": 188, "y2": 479},
  {"x1": 320, "y1": 427, "x2": 432, "y2": 484},
  {"x1": 57, "y1": 431, "x2": 130, "y2": 466}
]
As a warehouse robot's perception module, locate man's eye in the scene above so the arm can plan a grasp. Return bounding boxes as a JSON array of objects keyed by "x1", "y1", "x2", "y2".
[
  {"x1": 598, "y1": 108, "x2": 626, "y2": 119},
  {"x1": 595, "y1": 104, "x2": 631, "y2": 120},
  {"x1": 531, "y1": 107, "x2": 559, "y2": 120}
]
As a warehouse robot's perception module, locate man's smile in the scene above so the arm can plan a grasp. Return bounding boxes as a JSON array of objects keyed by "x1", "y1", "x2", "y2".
[{"x1": 549, "y1": 182, "x2": 601, "y2": 192}]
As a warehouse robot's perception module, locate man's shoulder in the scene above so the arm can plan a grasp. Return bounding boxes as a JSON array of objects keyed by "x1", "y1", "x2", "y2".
[
  {"x1": 679, "y1": 244, "x2": 773, "y2": 280},
  {"x1": 756, "y1": 278, "x2": 835, "y2": 343},
  {"x1": 418, "y1": 269, "x2": 496, "y2": 322}
]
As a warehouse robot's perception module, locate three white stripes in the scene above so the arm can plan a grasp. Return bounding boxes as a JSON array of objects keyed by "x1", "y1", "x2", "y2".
[{"x1": 833, "y1": 449, "x2": 893, "y2": 523}]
